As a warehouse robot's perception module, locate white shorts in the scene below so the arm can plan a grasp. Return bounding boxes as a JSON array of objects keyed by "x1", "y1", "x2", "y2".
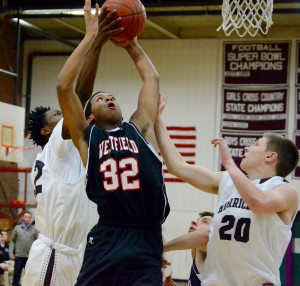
[{"x1": 22, "y1": 235, "x2": 84, "y2": 286}]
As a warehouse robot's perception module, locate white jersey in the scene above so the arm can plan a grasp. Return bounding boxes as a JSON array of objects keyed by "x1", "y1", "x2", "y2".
[
  {"x1": 23, "y1": 119, "x2": 97, "y2": 286},
  {"x1": 202, "y1": 171, "x2": 297, "y2": 286}
]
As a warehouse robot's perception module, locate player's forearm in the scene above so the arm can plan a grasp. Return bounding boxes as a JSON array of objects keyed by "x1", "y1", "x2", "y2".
[
  {"x1": 164, "y1": 230, "x2": 209, "y2": 252},
  {"x1": 75, "y1": 44, "x2": 103, "y2": 106},
  {"x1": 57, "y1": 34, "x2": 96, "y2": 94},
  {"x1": 226, "y1": 164, "x2": 268, "y2": 212},
  {"x1": 125, "y1": 42, "x2": 159, "y2": 81},
  {"x1": 155, "y1": 117, "x2": 187, "y2": 176}
]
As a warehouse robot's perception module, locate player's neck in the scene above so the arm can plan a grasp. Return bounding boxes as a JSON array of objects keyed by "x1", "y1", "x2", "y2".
[
  {"x1": 246, "y1": 167, "x2": 276, "y2": 180},
  {"x1": 97, "y1": 122, "x2": 122, "y2": 131}
]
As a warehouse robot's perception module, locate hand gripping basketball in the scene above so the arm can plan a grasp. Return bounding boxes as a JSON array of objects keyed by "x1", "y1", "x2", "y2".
[{"x1": 102, "y1": 0, "x2": 147, "y2": 42}]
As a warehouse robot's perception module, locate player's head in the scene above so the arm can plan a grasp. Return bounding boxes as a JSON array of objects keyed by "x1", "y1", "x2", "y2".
[
  {"x1": 264, "y1": 133, "x2": 299, "y2": 177},
  {"x1": 84, "y1": 91, "x2": 123, "y2": 127},
  {"x1": 188, "y1": 211, "x2": 214, "y2": 233},
  {"x1": 26, "y1": 106, "x2": 62, "y2": 147},
  {"x1": 241, "y1": 133, "x2": 299, "y2": 178}
]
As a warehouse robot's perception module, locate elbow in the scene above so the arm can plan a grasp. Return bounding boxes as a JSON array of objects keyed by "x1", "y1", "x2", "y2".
[
  {"x1": 165, "y1": 164, "x2": 179, "y2": 178},
  {"x1": 56, "y1": 78, "x2": 71, "y2": 95},
  {"x1": 144, "y1": 72, "x2": 159, "y2": 83},
  {"x1": 56, "y1": 78, "x2": 65, "y2": 93},
  {"x1": 246, "y1": 199, "x2": 264, "y2": 214},
  {"x1": 153, "y1": 71, "x2": 159, "y2": 80},
  {"x1": 153, "y1": 72, "x2": 160, "y2": 82},
  {"x1": 167, "y1": 162, "x2": 188, "y2": 180}
]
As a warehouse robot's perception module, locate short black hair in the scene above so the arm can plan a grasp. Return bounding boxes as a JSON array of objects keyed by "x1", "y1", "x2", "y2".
[
  {"x1": 26, "y1": 106, "x2": 50, "y2": 147},
  {"x1": 24, "y1": 210, "x2": 32, "y2": 217},
  {"x1": 84, "y1": 91, "x2": 107, "y2": 119}
]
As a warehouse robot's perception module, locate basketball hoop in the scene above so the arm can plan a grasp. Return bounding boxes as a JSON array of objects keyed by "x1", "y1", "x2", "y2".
[
  {"x1": 1, "y1": 146, "x2": 36, "y2": 168},
  {"x1": 217, "y1": 0, "x2": 273, "y2": 37},
  {"x1": 7, "y1": 146, "x2": 34, "y2": 155}
]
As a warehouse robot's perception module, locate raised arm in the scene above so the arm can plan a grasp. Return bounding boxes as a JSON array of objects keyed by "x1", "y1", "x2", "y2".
[
  {"x1": 155, "y1": 96, "x2": 221, "y2": 194},
  {"x1": 212, "y1": 137, "x2": 299, "y2": 220},
  {"x1": 163, "y1": 225, "x2": 210, "y2": 253},
  {"x1": 115, "y1": 39, "x2": 159, "y2": 146},
  {"x1": 75, "y1": 7, "x2": 123, "y2": 106},
  {"x1": 56, "y1": 0, "x2": 99, "y2": 166}
]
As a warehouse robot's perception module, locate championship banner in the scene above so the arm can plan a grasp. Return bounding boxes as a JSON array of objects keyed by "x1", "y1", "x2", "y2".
[
  {"x1": 224, "y1": 42, "x2": 290, "y2": 85},
  {"x1": 221, "y1": 87, "x2": 288, "y2": 132},
  {"x1": 220, "y1": 133, "x2": 262, "y2": 171},
  {"x1": 292, "y1": 134, "x2": 300, "y2": 179},
  {"x1": 296, "y1": 88, "x2": 300, "y2": 131},
  {"x1": 297, "y1": 41, "x2": 300, "y2": 85}
]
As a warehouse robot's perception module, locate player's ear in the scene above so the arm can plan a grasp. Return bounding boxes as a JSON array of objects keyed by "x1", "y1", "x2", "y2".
[
  {"x1": 40, "y1": 127, "x2": 51, "y2": 137},
  {"x1": 87, "y1": 115, "x2": 95, "y2": 125},
  {"x1": 266, "y1": 152, "x2": 277, "y2": 162}
]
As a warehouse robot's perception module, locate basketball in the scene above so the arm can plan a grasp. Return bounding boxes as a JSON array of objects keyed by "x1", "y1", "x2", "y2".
[{"x1": 103, "y1": 0, "x2": 147, "y2": 42}]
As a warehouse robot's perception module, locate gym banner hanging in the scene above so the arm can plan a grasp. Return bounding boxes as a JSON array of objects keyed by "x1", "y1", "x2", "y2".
[
  {"x1": 221, "y1": 87, "x2": 288, "y2": 132},
  {"x1": 223, "y1": 42, "x2": 290, "y2": 85},
  {"x1": 297, "y1": 41, "x2": 300, "y2": 85}
]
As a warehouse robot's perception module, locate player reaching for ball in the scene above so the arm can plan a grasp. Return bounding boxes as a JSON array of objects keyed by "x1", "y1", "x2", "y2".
[
  {"x1": 56, "y1": 1, "x2": 170, "y2": 285},
  {"x1": 156, "y1": 97, "x2": 299, "y2": 285}
]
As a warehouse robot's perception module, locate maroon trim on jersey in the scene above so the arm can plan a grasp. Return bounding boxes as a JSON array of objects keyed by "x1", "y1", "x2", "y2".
[
  {"x1": 259, "y1": 178, "x2": 272, "y2": 184},
  {"x1": 43, "y1": 249, "x2": 55, "y2": 286}
]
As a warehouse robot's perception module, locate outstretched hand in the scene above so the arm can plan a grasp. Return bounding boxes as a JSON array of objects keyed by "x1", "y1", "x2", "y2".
[
  {"x1": 163, "y1": 275, "x2": 177, "y2": 286},
  {"x1": 162, "y1": 257, "x2": 172, "y2": 269},
  {"x1": 157, "y1": 95, "x2": 168, "y2": 118},
  {"x1": 83, "y1": 0, "x2": 99, "y2": 38},
  {"x1": 211, "y1": 137, "x2": 235, "y2": 169}
]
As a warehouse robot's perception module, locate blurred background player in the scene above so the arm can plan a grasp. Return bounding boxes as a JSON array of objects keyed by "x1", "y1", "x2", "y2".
[{"x1": 163, "y1": 212, "x2": 213, "y2": 286}]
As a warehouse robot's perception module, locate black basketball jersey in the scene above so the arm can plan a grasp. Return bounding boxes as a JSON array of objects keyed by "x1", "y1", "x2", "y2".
[
  {"x1": 188, "y1": 258, "x2": 201, "y2": 286},
  {"x1": 86, "y1": 122, "x2": 170, "y2": 227}
]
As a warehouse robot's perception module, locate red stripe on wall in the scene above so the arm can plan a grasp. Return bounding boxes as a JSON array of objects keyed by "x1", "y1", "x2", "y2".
[
  {"x1": 170, "y1": 135, "x2": 196, "y2": 140},
  {"x1": 167, "y1": 126, "x2": 196, "y2": 131},
  {"x1": 174, "y1": 143, "x2": 196, "y2": 148},
  {"x1": 161, "y1": 126, "x2": 197, "y2": 183}
]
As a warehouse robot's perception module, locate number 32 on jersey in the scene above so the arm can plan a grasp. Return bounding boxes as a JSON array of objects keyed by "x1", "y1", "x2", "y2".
[{"x1": 100, "y1": 157, "x2": 140, "y2": 192}]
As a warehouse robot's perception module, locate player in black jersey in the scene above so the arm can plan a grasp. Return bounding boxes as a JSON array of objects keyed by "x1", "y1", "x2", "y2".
[{"x1": 56, "y1": 1, "x2": 170, "y2": 285}]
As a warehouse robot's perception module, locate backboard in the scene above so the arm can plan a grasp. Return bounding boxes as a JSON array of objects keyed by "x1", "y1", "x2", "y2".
[{"x1": 0, "y1": 102, "x2": 25, "y2": 164}]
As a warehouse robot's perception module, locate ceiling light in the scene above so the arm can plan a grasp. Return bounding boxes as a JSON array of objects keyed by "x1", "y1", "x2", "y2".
[{"x1": 21, "y1": 9, "x2": 98, "y2": 16}]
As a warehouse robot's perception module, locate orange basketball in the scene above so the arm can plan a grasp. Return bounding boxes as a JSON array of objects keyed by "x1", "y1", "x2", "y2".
[{"x1": 103, "y1": 0, "x2": 147, "y2": 42}]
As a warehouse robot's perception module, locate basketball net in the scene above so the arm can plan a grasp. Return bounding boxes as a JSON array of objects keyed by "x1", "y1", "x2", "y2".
[{"x1": 217, "y1": 0, "x2": 273, "y2": 37}]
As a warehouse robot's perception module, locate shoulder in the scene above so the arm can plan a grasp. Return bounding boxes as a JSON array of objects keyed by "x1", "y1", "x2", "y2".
[
  {"x1": 48, "y1": 119, "x2": 64, "y2": 146},
  {"x1": 276, "y1": 182, "x2": 298, "y2": 199},
  {"x1": 12, "y1": 225, "x2": 20, "y2": 233},
  {"x1": 275, "y1": 182, "x2": 299, "y2": 222},
  {"x1": 275, "y1": 181, "x2": 299, "y2": 212}
]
